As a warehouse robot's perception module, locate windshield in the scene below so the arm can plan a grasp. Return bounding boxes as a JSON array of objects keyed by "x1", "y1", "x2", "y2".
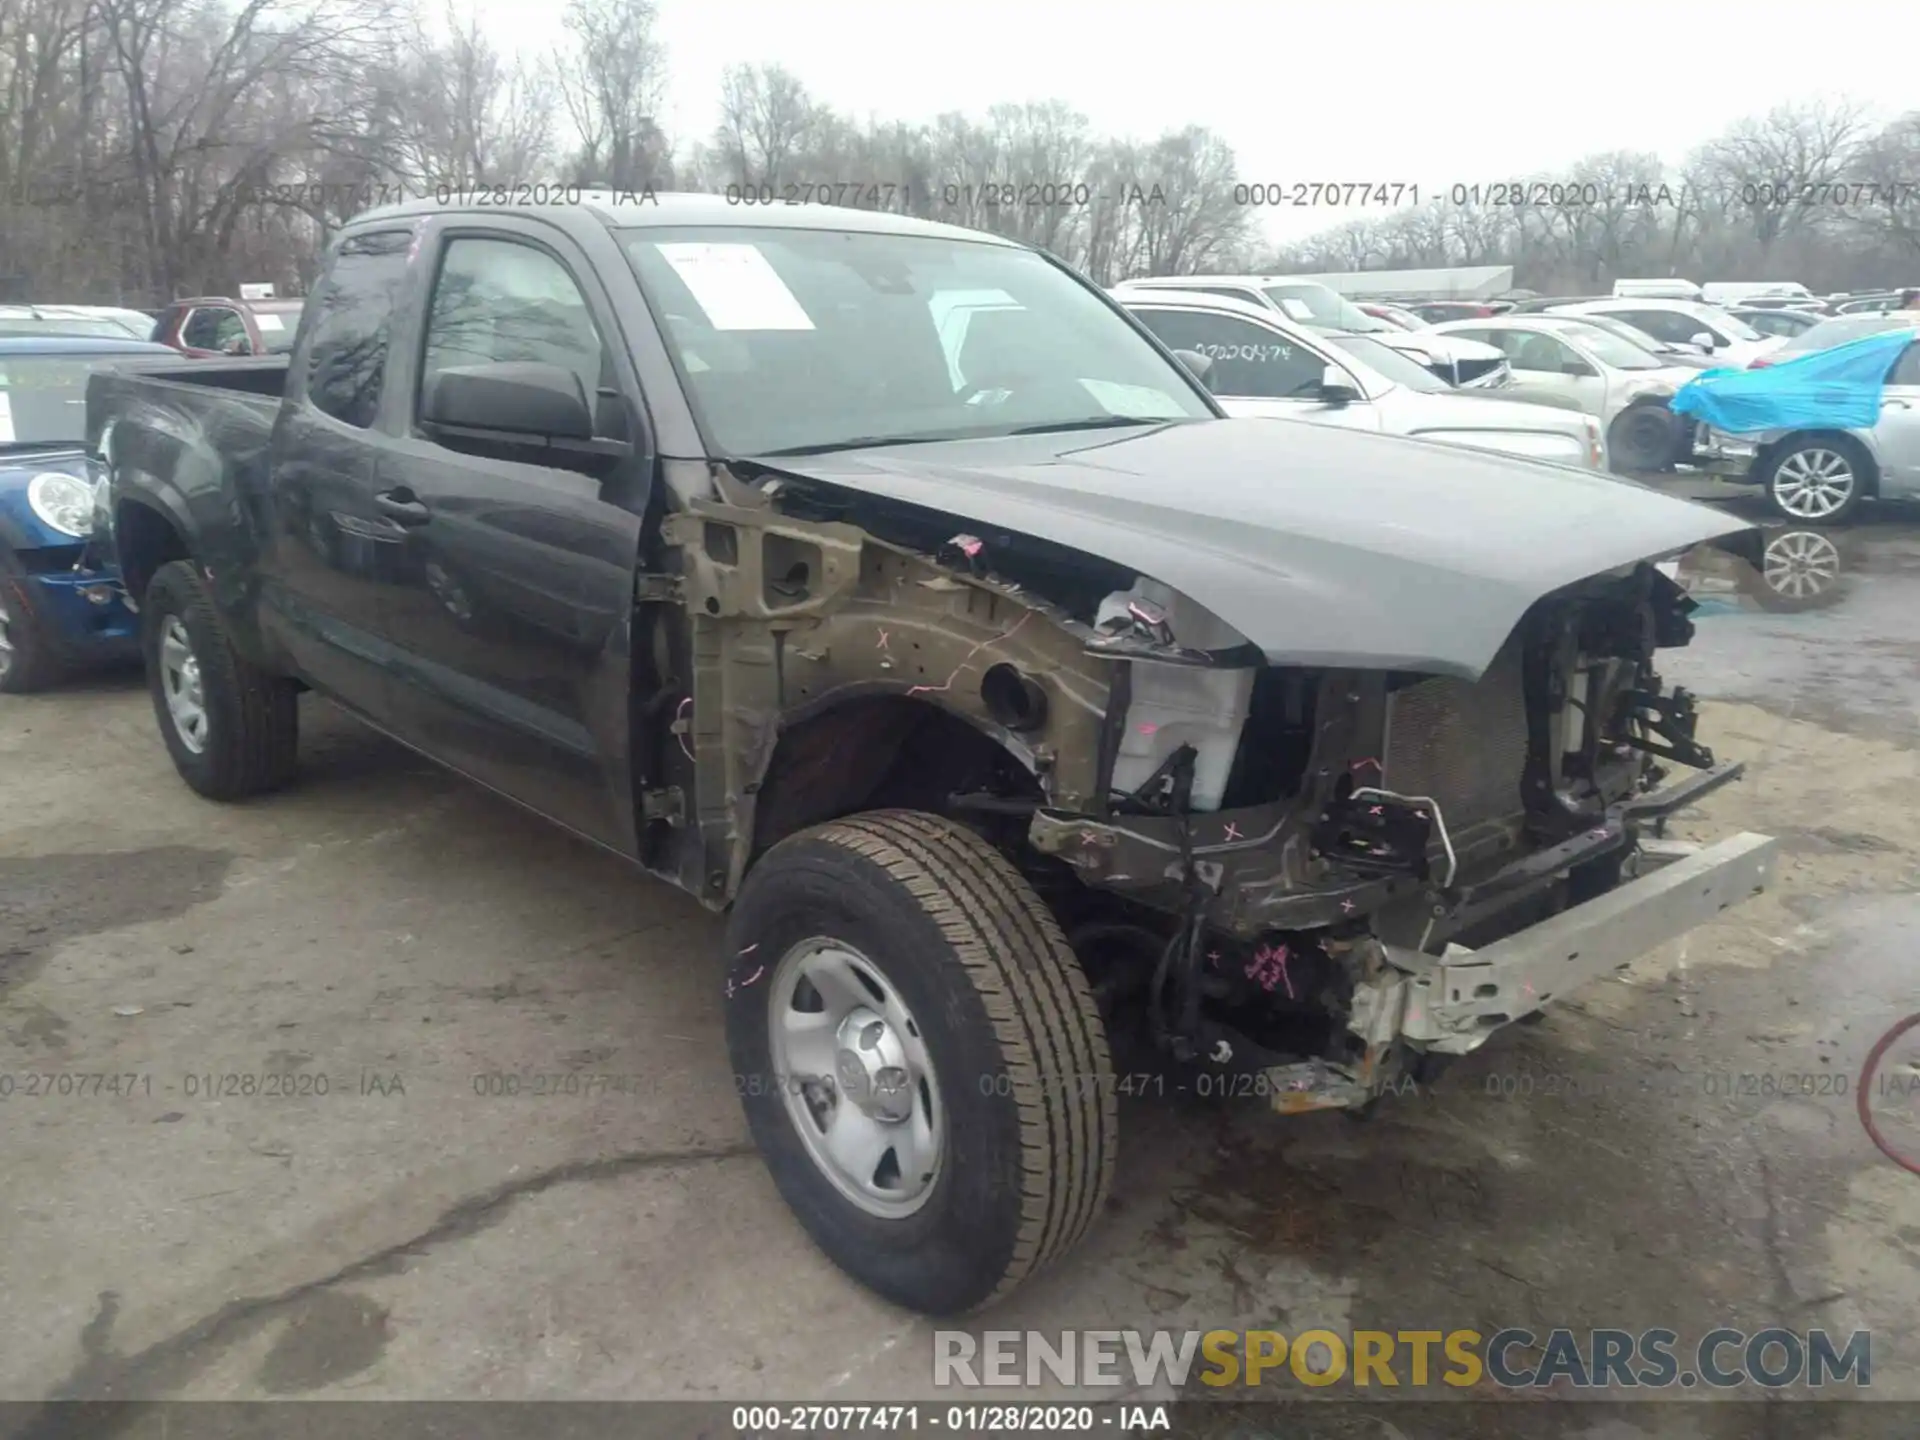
[
  {"x1": 1326, "y1": 335, "x2": 1448, "y2": 392},
  {"x1": 0, "y1": 353, "x2": 138, "y2": 447},
  {"x1": 253, "y1": 305, "x2": 303, "y2": 353},
  {"x1": 1542, "y1": 324, "x2": 1662, "y2": 370},
  {"x1": 1261, "y1": 282, "x2": 1396, "y2": 334},
  {"x1": 1565, "y1": 315, "x2": 1663, "y2": 353},
  {"x1": 1369, "y1": 307, "x2": 1426, "y2": 331},
  {"x1": 1687, "y1": 304, "x2": 1763, "y2": 343},
  {"x1": 621, "y1": 227, "x2": 1212, "y2": 456},
  {"x1": 1781, "y1": 316, "x2": 1914, "y2": 354}
]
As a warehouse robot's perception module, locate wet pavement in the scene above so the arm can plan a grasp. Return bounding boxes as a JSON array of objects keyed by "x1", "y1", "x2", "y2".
[{"x1": 3, "y1": 491, "x2": 1920, "y2": 1438}]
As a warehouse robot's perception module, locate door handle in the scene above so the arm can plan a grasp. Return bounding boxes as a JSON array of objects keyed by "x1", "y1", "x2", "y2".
[
  {"x1": 375, "y1": 490, "x2": 431, "y2": 525},
  {"x1": 1885, "y1": 399, "x2": 1912, "y2": 410}
]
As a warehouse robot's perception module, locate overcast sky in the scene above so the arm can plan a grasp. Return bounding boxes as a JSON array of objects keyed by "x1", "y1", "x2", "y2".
[{"x1": 473, "y1": 0, "x2": 1914, "y2": 244}]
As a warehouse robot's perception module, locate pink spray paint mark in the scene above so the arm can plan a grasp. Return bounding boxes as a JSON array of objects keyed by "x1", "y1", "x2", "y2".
[{"x1": 1245, "y1": 942, "x2": 1295, "y2": 999}]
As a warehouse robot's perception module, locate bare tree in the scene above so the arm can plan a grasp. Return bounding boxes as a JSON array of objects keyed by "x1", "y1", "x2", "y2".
[
  {"x1": 1693, "y1": 100, "x2": 1869, "y2": 255},
  {"x1": 712, "y1": 62, "x2": 816, "y2": 189},
  {"x1": 389, "y1": 3, "x2": 556, "y2": 188},
  {"x1": 557, "y1": 0, "x2": 669, "y2": 189}
]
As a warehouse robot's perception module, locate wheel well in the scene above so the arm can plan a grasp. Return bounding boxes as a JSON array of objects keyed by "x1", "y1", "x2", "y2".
[
  {"x1": 750, "y1": 696, "x2": 1043, "y2": 863},
  {"x1": 1761, "y1": 431, "x2": 1880, "y2": 495},
  {"x1": 115, "y1": 499, "x2": 190, "y2": 603}
]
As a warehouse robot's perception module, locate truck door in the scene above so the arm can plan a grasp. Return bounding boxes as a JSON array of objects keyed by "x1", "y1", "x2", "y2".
[
  {"x1": 369, "y1": 223, "x2": 650, "y2": 851},
  {"x1": 263, "y1": 228, "x2": 416, "y2": 722}
]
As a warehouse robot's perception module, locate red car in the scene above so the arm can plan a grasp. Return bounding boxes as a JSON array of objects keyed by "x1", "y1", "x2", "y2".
[
  {"x1": 1404, "y1": 300, "x2": 1504, "y2": 324},
  {"x1": 153, "y1": 295, "x2": 306, "y2": 357}
]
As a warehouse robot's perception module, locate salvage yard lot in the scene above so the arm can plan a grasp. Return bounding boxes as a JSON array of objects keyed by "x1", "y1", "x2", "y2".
[{"x1": 6, "y1": 509, "x2": 1920, "y2": 1427}]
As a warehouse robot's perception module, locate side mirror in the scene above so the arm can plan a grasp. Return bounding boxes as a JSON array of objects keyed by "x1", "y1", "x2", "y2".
[
  {"x1": 1171, "y1": 349, "x2": 1215, "y2": 388},
  {"x1": 1691, "y1": 332, "x2": 1717, "y2": 351},
  {"x1": 1562, "y1": 358, "x2": 1596, "y2": 377},
  {"x1": 1318, "y1": 364, "x2": 1360, "y2": 405},
  {"x1": 220, "y1": 334, "x2": 251, "y2": 356},
  {"x1": 422, "y1": 361, "x2": 595, "y2": 440}
]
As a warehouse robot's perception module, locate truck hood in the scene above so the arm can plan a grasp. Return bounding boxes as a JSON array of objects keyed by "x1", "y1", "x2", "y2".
[{"x1": 752, "y1": 419, "x2": 1754, "y2": 680}]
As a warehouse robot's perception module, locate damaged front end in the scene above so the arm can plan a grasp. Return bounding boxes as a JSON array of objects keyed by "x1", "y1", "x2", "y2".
[
  {"x1": 1029, "y1": 559, "x2": 1777, "y2": 1112},
  {"x1": 660, "y1": 450, "x2": 1778, "y2": 1116}
]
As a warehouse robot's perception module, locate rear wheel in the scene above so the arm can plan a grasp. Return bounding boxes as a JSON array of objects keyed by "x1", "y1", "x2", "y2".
[
  {"x1": 0, "y1": 549, "x2": 64, "y2": 693},
  {"x1": 1763, "y1": 436, "x2": 1870, "y2": 524},
  {"x1": 142, "y1": 559, "x2": 299, "y2": 799},
  {"x1": 725, "y1": 809, "x2": 1116, "y2": 1315}
]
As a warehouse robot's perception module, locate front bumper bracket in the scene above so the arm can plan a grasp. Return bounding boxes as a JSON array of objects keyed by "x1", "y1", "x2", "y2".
[{"x1": 1394, "y1": 829, "x2": 1777, "y2": 1055}]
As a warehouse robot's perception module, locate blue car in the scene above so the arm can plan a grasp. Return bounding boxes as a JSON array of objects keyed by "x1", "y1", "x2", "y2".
[{"x1": 0, "y1": 335, "x2": 176, "y2": 691}]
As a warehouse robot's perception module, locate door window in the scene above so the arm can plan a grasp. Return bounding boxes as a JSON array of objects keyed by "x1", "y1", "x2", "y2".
[
  {"x1": 1615, "y1": 308, "x2": 1716, "y2": 346},
  {"x1": 1129, "y1": 307, "x2": 1328, "y2": 398},
  {"x1": 1508, "y1": 332, "x2": 1587, "y2": 375},
  {"x1": 182, "y1": 307, "x2": 246, "y2": 351},
  {"x1": 419, "y1": 236, "x2": 609, "y2": 424},
  {"x1": 303, "y1": 230, "x2": 412, "y2": 428},
  {"x1": 1889, "y1": 342, "x2": 1920, "y2": 387}
]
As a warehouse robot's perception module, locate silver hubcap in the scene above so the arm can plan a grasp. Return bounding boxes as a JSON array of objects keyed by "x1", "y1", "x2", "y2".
[
  {"x1": 1763, "y1": 531, "x2": 1841, "y2": 599},
  {"x1": 0, "y1": 593, "x2": 14, "y2": 677},
  {"x1": 768, "y1": 938, "x2": 943, "y2": 1218},
  {"x1": 159, "y1": 615, "x2": 209, "y2": 753},
  {"x1": 1772, "y1": 448, "x2": 1855, "y2": 519}
]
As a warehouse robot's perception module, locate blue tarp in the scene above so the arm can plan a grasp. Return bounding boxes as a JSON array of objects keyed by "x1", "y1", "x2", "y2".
[{"x1": 1668, "y1": 327, "x2": 1918, "y2": 435}]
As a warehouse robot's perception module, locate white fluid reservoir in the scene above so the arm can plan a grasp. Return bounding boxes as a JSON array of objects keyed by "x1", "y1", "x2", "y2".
[{"x1": 1098, "y1": 578, "x2": 1257, "y2": 813}]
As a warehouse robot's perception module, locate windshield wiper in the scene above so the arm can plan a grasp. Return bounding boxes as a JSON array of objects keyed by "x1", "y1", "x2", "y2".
[
  {"x1": 755, "y1": 434, "x2": 961, "y2": 458},
  {"x1": 1004, "y1": 416, "x2": 1164, "y2": 437}
]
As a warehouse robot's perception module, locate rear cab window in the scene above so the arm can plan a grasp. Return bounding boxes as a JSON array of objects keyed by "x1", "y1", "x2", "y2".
[{"x1": 302, "y1": 230, "x2": 413, "y2": 429}]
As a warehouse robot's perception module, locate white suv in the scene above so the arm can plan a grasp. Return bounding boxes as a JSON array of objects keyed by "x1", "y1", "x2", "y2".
[
  {"x1": 1547, "y1": 299, "x2": 1786, "y2": 369},
  {"x1": 1118, "y1": 290, "x2": 1605, "y2": 469},
  {"x1": 1111, "y1": 275, "x2": 1513, "y2": 390}
]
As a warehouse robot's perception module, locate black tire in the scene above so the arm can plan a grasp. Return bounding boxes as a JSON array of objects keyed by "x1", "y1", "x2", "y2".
[
  {"x1": 1607, "y1": 401, "x2": 1681, "y2": 473},
  {"x1": 725, "y1": 809, "x2": 1117, "y2": 1315},
  {"x1": 0, "y1": 548, "x2": 65, "y2": 694},
  {"x1": 1760, "y1": 434, "x2": 1871, "y2": 526},
  {"x1": 142, "y1": 559, "x2": 299, "y2": 799}
]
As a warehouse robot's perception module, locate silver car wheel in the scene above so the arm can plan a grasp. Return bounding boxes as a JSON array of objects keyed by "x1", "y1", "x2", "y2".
[
  {"x1": 1771, "y1": 448, "x2": 1855, "y2": 519},
  {"x1": 767, "y1": 936, "x2": 943, "y2": 1219},
  {"x1": 159, "y1": 614, "x2": 209, "y2": 753},
  {"x1": 0, "y1": 592, "x2": 14, "y2": 680},
  {"x1": 1762, "y1": 531, "x2": 1842, "y2": 600}
]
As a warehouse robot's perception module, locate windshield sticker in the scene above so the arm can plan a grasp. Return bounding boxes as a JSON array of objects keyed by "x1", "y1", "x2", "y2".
[
  {"x1": 655, "y1": 243, "x2": 815, "y2": 331},
  {"x1": 0, "y1": 391, "x2": 12, "y2": 442},
  {"x1": 1278, "y1": 298, "x2": 1314, "y2": 322},
  {"x1": 255, "y1": 313, "x2": 285, "y2": 332}
]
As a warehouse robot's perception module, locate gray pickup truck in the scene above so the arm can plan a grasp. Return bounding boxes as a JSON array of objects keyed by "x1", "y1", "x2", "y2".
[{"x1": 90, "y1": 193, "x2": 1778, "y2": 1316}]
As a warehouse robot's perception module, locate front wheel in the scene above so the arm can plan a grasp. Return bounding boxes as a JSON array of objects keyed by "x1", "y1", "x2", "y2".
[
  {"x1": 142, "y1": 559, "x2": 300, "y2": 799},
  {"x1": 1763, "y1": 436, "x2": 1870, "y2": 525},
  {"x1": 724, "y1": 809, "x2": 1117, "y2": 1315},
  {"x1": 1607, "y1": 401, "x2": 1681, "y2": 473},
  {"x1": 0, "y1": 549, "x2": 64, "y2": 693}
]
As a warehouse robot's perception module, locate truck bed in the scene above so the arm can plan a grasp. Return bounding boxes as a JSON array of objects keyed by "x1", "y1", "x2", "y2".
[
  {"x1": 111, "y1": 355, "x2": 289, "y2": 402},
  {"x1": 88, "y1": 362, "x2": 287, "y2": 644}
]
